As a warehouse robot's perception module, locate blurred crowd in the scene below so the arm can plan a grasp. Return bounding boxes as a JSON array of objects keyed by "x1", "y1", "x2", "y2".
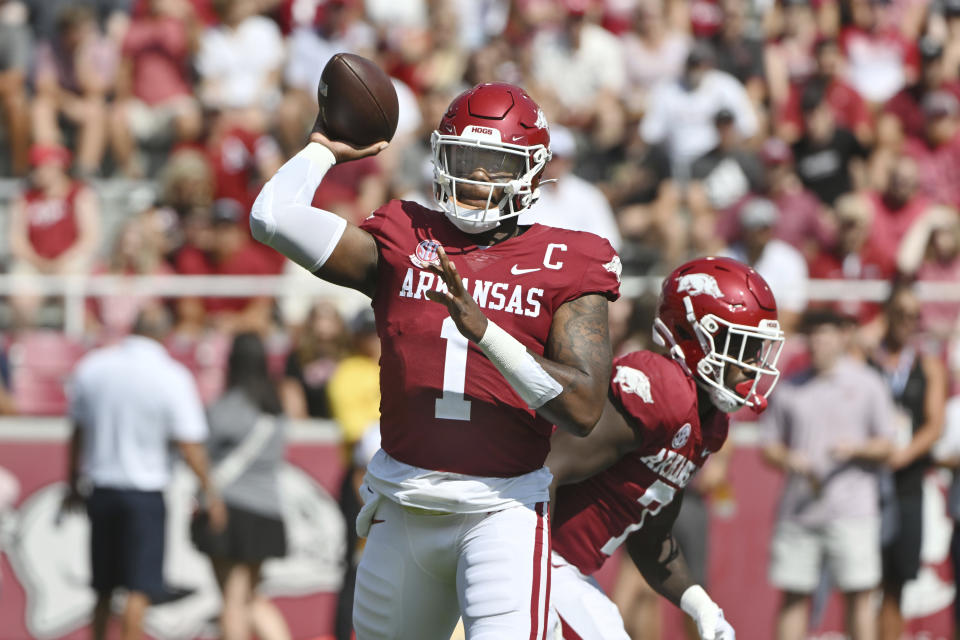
[
  {"x1": 0, "y1": 0, "x2": 956, "y2": 343},
  {"x1": 0, "y1": 0, "x2": 959, "y2": 637}
]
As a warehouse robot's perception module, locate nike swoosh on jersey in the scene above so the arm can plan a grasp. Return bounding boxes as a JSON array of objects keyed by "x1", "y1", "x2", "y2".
[{"x1": 510, "y1": 265, "x2": 541, "y2": 275}]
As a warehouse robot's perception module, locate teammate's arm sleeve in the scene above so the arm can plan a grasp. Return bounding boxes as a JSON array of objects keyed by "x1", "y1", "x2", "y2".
[
  {"x1": 625, "y1": 496, "x2": 690, "y2": 606},
  {"x1": 546, "y1": 397, "x2": 644, "y2": 487},
  {"x1": 626, "y1": 498, "x2": 734, "y2": 639}
]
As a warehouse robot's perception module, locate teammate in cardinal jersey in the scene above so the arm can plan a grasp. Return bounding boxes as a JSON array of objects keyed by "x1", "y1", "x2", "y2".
[
  {"x1": 250, "y1": 83, "x2": 620, "y2": 639},
  {"x1": 545, "y1": 257, "x2": 785, "y2": 640}
]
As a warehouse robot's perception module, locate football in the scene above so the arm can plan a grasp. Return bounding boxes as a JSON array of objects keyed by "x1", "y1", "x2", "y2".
[{"x1": 315, "y1": 53, "x2": 400, "y2": 147}]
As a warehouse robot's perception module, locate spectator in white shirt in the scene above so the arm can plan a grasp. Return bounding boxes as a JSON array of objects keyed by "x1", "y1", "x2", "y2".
[
  {"x1": 721, "y1": 198, "x2": 809, "y2": 333},
  {"x1": 197, "y1": 0, "x2": 284, "y2": 114},
  {"x1": 530, "y1": 3, "x2": 626, "y2": 148},
  {"x1": 518, "y1": 126, "x2": 622, "y2": 251},
  {"x1": 63, "y1": 304, "x2": 224, "y2": 640},
  {"x1": 641, "y1": 41, "x2": 758, "y2": 180}
]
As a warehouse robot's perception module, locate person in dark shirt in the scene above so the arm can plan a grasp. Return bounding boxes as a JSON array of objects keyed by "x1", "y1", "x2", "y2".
[
  {"x1": 599, "y1": 124, "x2": 679, "y2": 272},
  {"x1": 280, "y1": 301, "x2": 349, "y2": 419},
  {"x1": 792, "y1": 80, "x2": 869, "y2": 205}
]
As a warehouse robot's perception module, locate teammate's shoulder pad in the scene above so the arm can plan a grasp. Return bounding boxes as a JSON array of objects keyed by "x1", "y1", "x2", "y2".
[{"x1": 611, "y1": 351, "x2": 696, "y2": 417}]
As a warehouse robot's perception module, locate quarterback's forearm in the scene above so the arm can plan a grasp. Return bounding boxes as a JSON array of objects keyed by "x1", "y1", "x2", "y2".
[{"x1": 474, "y1": 294, "x2": 610, "y2": 436}]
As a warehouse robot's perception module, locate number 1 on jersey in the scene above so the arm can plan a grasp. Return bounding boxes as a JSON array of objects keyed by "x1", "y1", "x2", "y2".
[{"x1": 435, "y1": 317, "x2": 471, "y2": 421}]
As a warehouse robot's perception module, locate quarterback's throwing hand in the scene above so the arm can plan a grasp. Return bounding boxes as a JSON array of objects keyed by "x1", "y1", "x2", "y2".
[
  {"x1": 308, "y1": 131, "x2": 388, "y2": 164},
  {"x1": 425, "y1": 246, "x2": 488, "y2": 343}
]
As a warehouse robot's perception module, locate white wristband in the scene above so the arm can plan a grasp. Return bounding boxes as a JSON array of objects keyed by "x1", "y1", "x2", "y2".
[
  {"x1": 680, "y1": 585, "x2": 719, "y2": 620},
  {"x1": 477, "y1": 321, "x2": 563, "y2": 410}
]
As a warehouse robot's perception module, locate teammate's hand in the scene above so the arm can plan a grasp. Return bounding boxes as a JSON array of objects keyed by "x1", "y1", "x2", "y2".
[
  {"x1": 425, "y1": 246, "x2": 489, "y2": 343},
  {"x1": 695, "y1": 607, "x2": 736, "y2": 640},
  {"x1": 309, "y1": 130, "x2": 388, "y2": 164}
]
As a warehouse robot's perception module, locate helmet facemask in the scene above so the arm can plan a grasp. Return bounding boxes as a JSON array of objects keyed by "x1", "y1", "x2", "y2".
[
  {"x1": 654, "y1": 297, "x2": 784, "y2": 413},
  {"x1": 432, "y1": 131, "x2": 550, "y2": 234},
  {"x1": 693, "y1": 310, "x2": 784, "y2": 413}
]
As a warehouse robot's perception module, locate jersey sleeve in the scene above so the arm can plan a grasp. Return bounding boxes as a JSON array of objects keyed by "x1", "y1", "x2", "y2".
[
  {"x1": 359, "y1": 202, "x2": 390, "y2": 238},
  {"x1": 562, "y1": 234, "x2": 622, "y2": 304},
  {"x1": 608, "y1": 352, "x2": 690, "y2": 446}
]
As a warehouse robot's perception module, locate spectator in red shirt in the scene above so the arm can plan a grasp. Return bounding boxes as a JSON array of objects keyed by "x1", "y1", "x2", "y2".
[
  {"x1": 8, "y1": 144, "x2": 101, "y2": 326},
  {"x1": 864, "y1": 156, "x2": 933, "y2": 261},
  {"x1": 758, "y1": 137, "x2": 834, "y2": 260},
  {"x1": 174, "y1": 198, "x2": 275, "y2": 333},
  {"x1": 31, "y1": 4, "x2": 117, "y2": 176},
  {"x1": 902, "y1": 91, "x2": 960, "y2": 209},
  {"x1": 809, "y1": 193, "x2": 895, "y2": 323},
  {"x1": 110, "y1": 0, "x2": 203, "y2": 176},
  {"x1": 883, "y1": 37, "x2": 960, "y2": 142},
  {"x1": 777, "y1": 37, "x2": 874, "y2": 145},
  {"x1": 207, "y1": 124, "x2": 283, "y2": 213}
]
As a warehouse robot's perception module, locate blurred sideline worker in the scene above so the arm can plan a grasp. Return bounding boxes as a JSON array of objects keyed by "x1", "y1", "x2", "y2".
[
  {"x1": 191, "y1": 333, "x2": 291, "y2": 640},
  {"x1": 546, "y1": 257, "x2": 785, "y2": 640},
  {"x1": 762, "y1": 308, "x2": 895, "y2": 640},
  {"x1": 869, "y1": 283, "x2": 947, "y2": 640},
  {"x1": 63, "y1": 304, "x2": 225, "y2": 640}
]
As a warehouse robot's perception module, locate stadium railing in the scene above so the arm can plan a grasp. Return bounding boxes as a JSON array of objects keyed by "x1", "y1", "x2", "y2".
[{"x1": 0, "y1": 274, "x2": 958, "y2": 337}]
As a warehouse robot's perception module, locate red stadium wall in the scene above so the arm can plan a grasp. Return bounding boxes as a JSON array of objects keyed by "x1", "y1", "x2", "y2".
[{"x1": 0, "y1": 422, "x2": 954, "y2": 640}]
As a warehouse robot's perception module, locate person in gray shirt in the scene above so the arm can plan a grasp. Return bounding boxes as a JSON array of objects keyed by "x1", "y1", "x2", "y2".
[
  {"x1": 762, "y1": 308, "x2": 895, "y2": 640},
  {"x1": 191, "y1": 332, "x2": 290, "y2": 640}
]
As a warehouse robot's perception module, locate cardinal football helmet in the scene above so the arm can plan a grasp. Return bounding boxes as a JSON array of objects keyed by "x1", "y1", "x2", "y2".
[
  {"x1": 432, "y1": 82, "x2": 551, "y2": 234},
  {"x1": 653, "y1": 257, "x2": 785, "y2": 413}
]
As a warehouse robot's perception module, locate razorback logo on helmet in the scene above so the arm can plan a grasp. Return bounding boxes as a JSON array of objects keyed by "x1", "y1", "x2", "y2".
[
  {"x1": 677, "y1": 273, "x2": 723, "y2": 299},
  {"x1": 535, "y1": 108, "x2": 548, "y2": 130},
  {"x1": 612, "y1": 366, "x2": 654, "y2": 404}
]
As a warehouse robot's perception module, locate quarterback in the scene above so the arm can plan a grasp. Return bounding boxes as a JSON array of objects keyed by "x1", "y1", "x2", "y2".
[
  {"x1": 250, "y1": 83, "x2": 620, "y2": 639},
  {"x1": 547, "y1": 257, "x2": 785, "y2": 640}
]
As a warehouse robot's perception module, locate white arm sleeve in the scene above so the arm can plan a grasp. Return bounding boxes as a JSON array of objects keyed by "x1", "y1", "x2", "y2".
[{"x1": 250, "y1": 142, "x2": 348, "y2": 272}]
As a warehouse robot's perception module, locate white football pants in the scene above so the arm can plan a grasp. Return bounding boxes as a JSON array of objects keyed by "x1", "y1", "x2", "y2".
[
  {"x1": 548, "y1": 553, "x2": 630, "y2": 640},
  {"x1": 353, "y1": 498, "x2": 551, "y2": 640}
]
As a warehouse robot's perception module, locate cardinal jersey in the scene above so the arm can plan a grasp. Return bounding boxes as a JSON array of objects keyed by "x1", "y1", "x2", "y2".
[
  {"x1": 551, "y1": 351, "x2": 729, "y2": 575},
  {"x1": 360, "y1": 200, "x2": 621, "y2": 477},
  {"x1": 23, "y1": 182, "x2": 83, "y2": 260}
]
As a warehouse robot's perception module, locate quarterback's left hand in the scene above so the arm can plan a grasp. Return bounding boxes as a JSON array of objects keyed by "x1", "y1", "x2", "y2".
[
  {"x1": 425, "y1": 245, "x2": 488, "y2": 343},
  {"x1": 695, "y1": 608, "x2": 735, "y2": 640}
]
